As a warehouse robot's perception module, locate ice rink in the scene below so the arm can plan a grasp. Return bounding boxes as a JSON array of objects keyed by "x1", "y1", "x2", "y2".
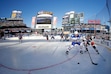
[{"x1": 0, "y1": 36, "x2": 111, "y2": 74}]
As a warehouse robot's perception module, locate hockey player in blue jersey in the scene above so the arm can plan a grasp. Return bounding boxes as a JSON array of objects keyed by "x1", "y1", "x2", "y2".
[
  {"x1": 66, "y1": 31, "x2": 82, "y2": 54},
  {"x1": 71, "y1": 31, "x2": 81, "y2": 45}
]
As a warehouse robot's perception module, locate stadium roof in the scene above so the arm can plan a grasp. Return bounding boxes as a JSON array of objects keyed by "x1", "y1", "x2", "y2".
[
  {"x1": 37, "y1": 14, "x2": 52, "y2": 17},
  {"x1": 7, "y1": 18, "x2": 23, "y2": 21}
]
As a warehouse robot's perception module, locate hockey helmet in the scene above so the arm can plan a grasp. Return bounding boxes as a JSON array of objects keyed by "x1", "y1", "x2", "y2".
[{"x1": 74, "y1": 31, "x2": 78, "y2": 35}]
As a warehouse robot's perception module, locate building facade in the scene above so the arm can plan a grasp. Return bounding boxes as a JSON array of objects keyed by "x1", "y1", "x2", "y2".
[
  {"x1": 62, "y1": 11, "x2": 84, "y2": 32},
  {"x1": 0, "y1": 10, "x2": 30, "y2": 36},
  {"x1": 62, "y1": 11, "x2": 109, "y2": 34},
  {"x1": 32, "y1": 11, "x2": 57, "y2": 34}
]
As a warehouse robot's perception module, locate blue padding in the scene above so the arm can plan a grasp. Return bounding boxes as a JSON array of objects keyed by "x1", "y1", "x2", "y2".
[{"x1": 72, "y1": 42, "x2": 81, "y2": 45}]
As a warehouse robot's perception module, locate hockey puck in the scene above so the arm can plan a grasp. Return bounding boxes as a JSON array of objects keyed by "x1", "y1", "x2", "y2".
[{"x1": 77, "y1": 62, "x2": 80, "y2": 64}]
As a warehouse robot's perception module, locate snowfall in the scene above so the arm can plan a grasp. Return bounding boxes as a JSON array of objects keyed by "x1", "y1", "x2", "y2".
[{"x1": 0, "y1": 35, "x2": 111, "y2": 74}]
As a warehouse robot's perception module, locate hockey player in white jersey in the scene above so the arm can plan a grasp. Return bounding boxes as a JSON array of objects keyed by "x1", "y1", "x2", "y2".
[{"x1": 66, "y1": 31, "x2": 83, "y2": 54}]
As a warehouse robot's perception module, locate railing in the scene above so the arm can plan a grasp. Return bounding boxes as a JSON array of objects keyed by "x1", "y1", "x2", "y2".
[{"x1": 94, "y1": 38, "x2": 111, "y2": 50}]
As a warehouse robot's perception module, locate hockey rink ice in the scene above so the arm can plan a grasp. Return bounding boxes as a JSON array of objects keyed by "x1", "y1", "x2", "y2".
[{"x1": 0, "y1": 36, "x2": 111, "y2": 74}]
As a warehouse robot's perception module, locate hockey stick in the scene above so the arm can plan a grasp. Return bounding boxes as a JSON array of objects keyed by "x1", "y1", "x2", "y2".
[
  {"x1": 86, "y1": 48, "x2": 98, "y2": 65},
  {"x1": 92, "y1": 46, "x2": 106, "y2": 61}
]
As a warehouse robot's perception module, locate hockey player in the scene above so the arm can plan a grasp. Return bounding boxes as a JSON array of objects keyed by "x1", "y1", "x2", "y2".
[
  {"x1": 90, "y1": 39, "x2": 99, "y2": 54},
  {"x1": 60, "y1": 32, "x2": 64, "y2": 41},
  {"x1": 66, "y1": 31, "x2": 81, "y2": 54},
  {"x1": 86, "y1": 35, "x2": 91, "y2": 45},
  {"x1": 51, "y1": 34, "x2": 55, "y2": 39},
  {"x1": 80, "y1": 39, "x2": 86, "y2": 54},
  {"x1": 18, "y1": 33, "x2": 23, "y2": 43}
]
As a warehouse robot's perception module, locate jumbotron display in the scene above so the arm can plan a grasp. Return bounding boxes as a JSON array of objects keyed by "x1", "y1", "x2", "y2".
[{"x1": 37, "y1": 17, "x2": 51, "y2": 24}]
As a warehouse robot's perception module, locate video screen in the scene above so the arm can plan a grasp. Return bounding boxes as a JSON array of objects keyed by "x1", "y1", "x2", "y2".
[{"x1": 37, "y1": 17, "x2": 51, "y2": 24}]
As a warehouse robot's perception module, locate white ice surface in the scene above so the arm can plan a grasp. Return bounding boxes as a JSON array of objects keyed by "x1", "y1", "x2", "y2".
[{"x1": 0, "y1": 36, "x2": 111, "y2": 74}]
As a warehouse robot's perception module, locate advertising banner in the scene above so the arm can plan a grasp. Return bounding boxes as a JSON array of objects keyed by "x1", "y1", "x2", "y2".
[
  {"x1": 88, "y1": 20, "x2": 101, "y2": 24},
  {"x1": 38, "y1": 11, "x2": 53, "y2": 15},
  {"x1": 36, "y1": 25, "x2": 51, "y2": 29},
  {"x1": 53, "y1": 17, "x2": 57, "y2": 25},
  {"x1": 32, "y1": 17, "x2": 36, "y2": 25}
]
